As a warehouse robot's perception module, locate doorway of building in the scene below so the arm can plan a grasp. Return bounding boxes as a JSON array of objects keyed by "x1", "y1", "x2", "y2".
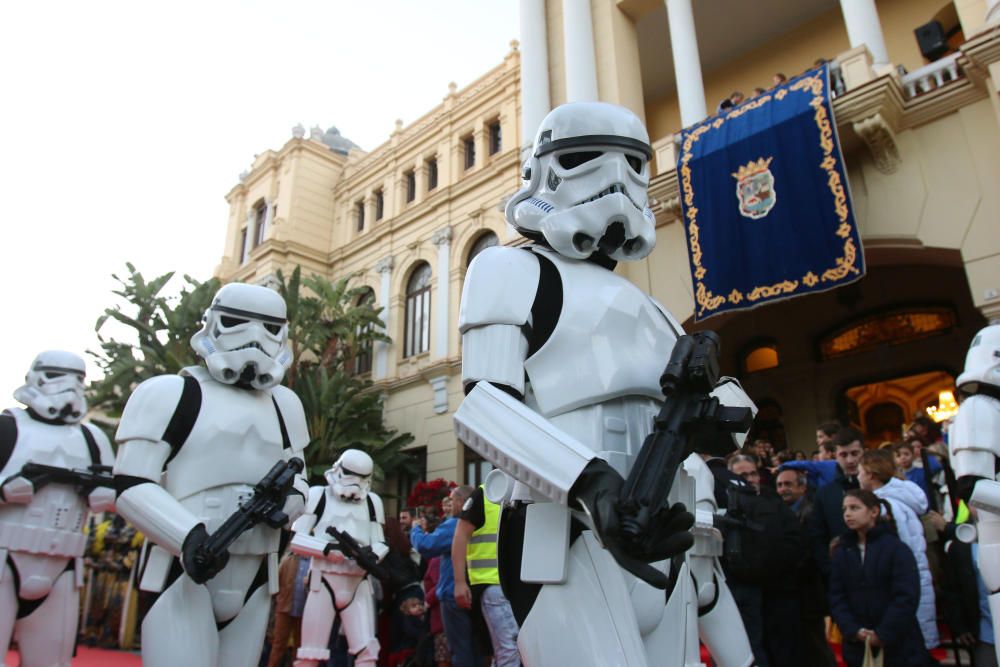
[{"x1": 842, "y1": 370, "x2": 955, "y2": 447}]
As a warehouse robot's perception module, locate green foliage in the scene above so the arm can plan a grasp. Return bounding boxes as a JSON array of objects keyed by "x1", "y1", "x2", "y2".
[
  {"x1": 88, "y1": 264, "x2": 218, "y2": 420},
  {"x1": 88, "y1": 264, "x2": 416, "y2": 486},
  {"x1": 275, "y1": 267, "x2": 415, "y2": 483}
]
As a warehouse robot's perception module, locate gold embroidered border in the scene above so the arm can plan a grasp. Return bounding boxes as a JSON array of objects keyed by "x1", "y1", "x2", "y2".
[{"x1": 680, "y1": 71, "x2": 861, "y2": 317}]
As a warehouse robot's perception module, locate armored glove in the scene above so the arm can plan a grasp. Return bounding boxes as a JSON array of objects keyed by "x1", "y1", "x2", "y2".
[
  {"x1": 182, "y1": 523, "x2": 230, "y2": 584},
  {"x1": 572, "y1": 458, "x2": 693, "y2": 589}
]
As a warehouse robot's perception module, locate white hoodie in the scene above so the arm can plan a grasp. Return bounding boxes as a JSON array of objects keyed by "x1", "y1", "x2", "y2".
[{"x1": 874, "y1": 476, "x2": 938, "y2": 648}]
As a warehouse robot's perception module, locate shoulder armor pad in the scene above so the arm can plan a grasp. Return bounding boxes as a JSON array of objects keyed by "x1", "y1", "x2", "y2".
[
  {"x1": 367, "y1": 492, "x2": 385, "y2": 524},
  {"x1": 305, "y1": 486, "x2": 325, "y2": 514},
  {"x1": 459, "y1": 246, "x2": 540, "y2": 333},
  {"x1": 83, "y1": 423, "x2": 115, "y2": 465},
  {"x1": 951, "y1": 395, "x2": 1000, "y2": 453},
  {"x1": 116, "y1": 375, "x2": 187, "y2": 445},
  {"x1": 272, "y1": 385, "x2": 309, "y2": 453},
  {"x1": 649, "y1": 296, "x2": 685, "y2": 337}
]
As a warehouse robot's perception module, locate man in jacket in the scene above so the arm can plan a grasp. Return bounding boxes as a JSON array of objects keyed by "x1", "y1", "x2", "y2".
[
  {"x1": 777, "y1": 469, "x2": 837, "y2": 667},
  {"x1": 411, "y1": 485, "x2": 480, "y2": 667},
  {"x1": 810, "y1": 428, "x2": 863, "y2": 580},
  {"x1": 452, "y1": 485, "x2": 519, "y2": 667}
]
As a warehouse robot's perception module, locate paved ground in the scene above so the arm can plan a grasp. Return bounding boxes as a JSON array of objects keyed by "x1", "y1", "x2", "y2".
[{"x1": 5, "y1": 647, "x2": 141, "y2": 666}]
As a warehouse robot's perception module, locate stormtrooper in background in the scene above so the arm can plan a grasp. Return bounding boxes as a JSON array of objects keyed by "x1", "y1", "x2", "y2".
[
  {"x1": 289, "y1": 449, "x2": 387, "y2": 667},
  {"x1": 0, "y1": 351, "x2": 115, "y2": 667},
  {"x1": 454, "y1": 101, "x2": 755, "y2": 666},
  {"x1": 113, "y1": 283, "x2": 310, "y2": 667},
  {"x1": 949, "y1": 323, "x2": 1000, "y2": 664}
]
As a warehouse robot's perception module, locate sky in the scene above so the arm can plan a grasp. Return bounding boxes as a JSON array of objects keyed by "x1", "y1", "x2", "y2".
[{"x1": 0, "y1": 1, "x2": 520, "y2": 396}]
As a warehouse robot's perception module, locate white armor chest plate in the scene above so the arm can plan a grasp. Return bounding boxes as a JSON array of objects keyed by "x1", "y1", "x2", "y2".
[
  {"x1": 0, "y1": 409, "x2": 92, "y2": 557},
  {"x1": 524, "y1": 249, "x2": 678, "y2": 477},
  {"x1": 315, "y1": 492, "x2": 374, "y2": 547},
  {"x1": 166, "y1": 369, "x2": 288, "y2": 554},
  {"x1": 525, "y1": 248, "x2": 678, "y2": 418}
]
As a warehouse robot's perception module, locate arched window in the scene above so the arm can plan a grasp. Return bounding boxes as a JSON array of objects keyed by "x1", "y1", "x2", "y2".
[
  {"x1": 467, "y1": 231, "x2": 498, "y2": 267},
  {"x1": 353, "y1": 288, "x2": 376, "y2": 375},
  {"x1": 404, "y1": 263, "x2": 432, "y2": 358},
  {"x1": 743, "y1": 342, "x2": 779, "y2": 373}
]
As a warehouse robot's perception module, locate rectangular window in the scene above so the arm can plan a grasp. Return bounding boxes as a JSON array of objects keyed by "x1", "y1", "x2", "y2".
[
  {"x1": 426, "y1": 158, "x2": 438, "y2": 191},
  {"x1": 464, "y1": 446, "x2": 494, "y2": 486},
  {"x1": 356, "y1": 200, "x2": 365, "y2": 232},
  {"x1": 489, "y1": 121, "x2": 502, "y2": 155},
  {"x1": 253, "y1": 203, "x2": 267, "y2": 247},
  {"x1": 463, "y1": 135, "x2": 476, "y2": 170},
  {"x1": 375, "y1": 190, "x2": 384, "y2": 220},
  {"x1": 405, "y1": 170, "x2": 416, "y2": 203},
  {"x1": 239, "y1": 229, "x2": 248, "y2": 264}
]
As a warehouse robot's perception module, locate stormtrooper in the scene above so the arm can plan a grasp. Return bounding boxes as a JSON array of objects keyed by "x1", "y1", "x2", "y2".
[
  {"x1": 289, "y1": 449, "x2": 387, "y2": 667},
  {"x1": 453, "y1": 101, "x2": 756, "y2": 666},
  {"x1": 0, "y1": 351, "x2": 115, "y2": 667},
  {"x1": 949, "y1": 323, "x2": 1000, "y2": 664},
  {"x1": 112, "y1": 282, "x2": 310, "y2": 667}
]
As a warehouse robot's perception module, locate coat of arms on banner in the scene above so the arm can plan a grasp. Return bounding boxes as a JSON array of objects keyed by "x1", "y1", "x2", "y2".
[{"x1": 733, "y1": 157, "x2": 776, "y2": 220}]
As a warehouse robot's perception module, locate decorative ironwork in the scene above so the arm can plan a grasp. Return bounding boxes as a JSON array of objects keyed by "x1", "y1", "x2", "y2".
[{"x1": 820, "y1": 308, "x2": 956, "y2": 360}]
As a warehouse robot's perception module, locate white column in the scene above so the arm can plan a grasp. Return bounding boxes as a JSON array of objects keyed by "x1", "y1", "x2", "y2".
[
  {"x1": 562, "y1": 0, "x2": 599, "y2": 102},
  {"x1": 666, "y1": 0, "x2": 707, "y2": 127},
  {"x1": 374, "y1": 255, "x2": 394, "y2": 379},
  {"x1": 519, "y1": 0, "x2": 551, "y2": 154},
  {"x1": 431, "y1": 227, "x2": 452, "y2": 359},
  {"x1": 838, "y1": 0, "x2": 890, "y2": 66}
]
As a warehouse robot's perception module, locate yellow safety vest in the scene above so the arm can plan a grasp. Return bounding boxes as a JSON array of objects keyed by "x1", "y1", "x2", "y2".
[{"x1": 467, "y1": 485, "x2": 501, "y2": 586}]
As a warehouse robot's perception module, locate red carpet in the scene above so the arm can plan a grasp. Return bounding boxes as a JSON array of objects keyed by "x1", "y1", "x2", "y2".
[{"x1": 6, "y1": 647, "x2": 141, "y2": 666}]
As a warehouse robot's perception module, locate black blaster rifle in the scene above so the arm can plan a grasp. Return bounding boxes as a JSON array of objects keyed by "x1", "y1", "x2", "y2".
[
  {"x1": 617, "y1": 331, "x2": 754, "y2": 550},
  {"x1": 18, "y1": 462, "x2": 115, "y2": 494},
  {"x1": 190, "y1": 457, "x2": 304, "y2": 572},
  {"x1": 324, "y1": 525, "x2": 389, "y2": 580}
]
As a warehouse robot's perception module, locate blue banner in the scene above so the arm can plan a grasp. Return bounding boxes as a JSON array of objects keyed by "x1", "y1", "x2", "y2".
[{"x1": 678, "y1": 65, "x2": 864, "y2": 321}]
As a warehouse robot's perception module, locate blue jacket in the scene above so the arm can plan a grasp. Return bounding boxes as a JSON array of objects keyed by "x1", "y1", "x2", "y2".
[
  {"x1": 781, "y1": 460, "x2": 838, "y2": 488},
  {"x1": 411, "y1": 517, "x2": 457, "y2": 601},
  {"x1": 829, "y1": 524, "x2": 927, "y2": 667}
]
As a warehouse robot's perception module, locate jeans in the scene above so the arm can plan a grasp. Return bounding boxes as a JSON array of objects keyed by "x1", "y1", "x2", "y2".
[
  {"x1": 441, "y1": 596, "x2": 482, "y2": 667},
  {"x1": 481, "y1": 585, "x2": 519, "y2": 667}
]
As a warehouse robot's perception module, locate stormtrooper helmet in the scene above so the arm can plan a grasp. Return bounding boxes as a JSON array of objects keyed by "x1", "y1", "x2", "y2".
[
  {"x1": 326, "y1": 449, "x2": 374, "y2": 501},
  {"x1": 505, "y1": 101, "x2": 656, "y2": 263},
  {"x1": 191, "y1": 283, "x2": 291, "y2": 390},
  {"x1": 14, "y1": 350, "x2": 88, "y2": 423},
  {"x1": 957, "y1": 324, "x2": 1000, "y2": 395}
]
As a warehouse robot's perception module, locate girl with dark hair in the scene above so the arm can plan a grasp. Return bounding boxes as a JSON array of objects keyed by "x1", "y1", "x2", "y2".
[{"x1": 829, "y1": 489, "x2": 930, "y2": 666}]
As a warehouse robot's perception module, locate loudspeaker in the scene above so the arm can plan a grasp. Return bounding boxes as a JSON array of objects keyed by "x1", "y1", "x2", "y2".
[{"x1": 914, "y1": 20, "x2": 948, "y2": 61}]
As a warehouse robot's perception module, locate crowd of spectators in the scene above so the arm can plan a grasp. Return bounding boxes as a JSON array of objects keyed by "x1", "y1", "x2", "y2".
[{"x1": 719, "y1": 416, "x2": 995, "y2": 667}]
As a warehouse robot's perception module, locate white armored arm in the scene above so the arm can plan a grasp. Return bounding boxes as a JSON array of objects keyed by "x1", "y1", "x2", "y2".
[
  {"x1": 949, "y1": 395, "x2": 1000, "y2": 480},
  {"x1": 273, "y1": 385, "x2": 311, "y2": 522},
  {"x1": 368, "y1": 493, "x2": 389, "y2": 561},
  {"x1": 291, "y1": 486, "x2": 323, "y2": 535},
  {"x1": 454, "y1": 382, "x2": 595, "y2": 506},
  {"x1": 459, "y1": 246, "x2": 538, "y2": 397},
  {"x1": 85, "y1": 423, "x2": 116, "y2": 513},
  {"x1": 113, "y1": 375, "x2": 201, "y2": 556}
]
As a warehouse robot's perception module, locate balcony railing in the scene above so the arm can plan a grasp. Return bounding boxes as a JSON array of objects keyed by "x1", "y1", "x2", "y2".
[{"x1": 900, "y1": 53, "x2": 962, "y2": 99}]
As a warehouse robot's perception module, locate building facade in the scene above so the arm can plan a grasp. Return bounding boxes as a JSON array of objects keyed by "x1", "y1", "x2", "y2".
[{"x1": 218, "y1": 1, "x2": 1000, "y2": 489}]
